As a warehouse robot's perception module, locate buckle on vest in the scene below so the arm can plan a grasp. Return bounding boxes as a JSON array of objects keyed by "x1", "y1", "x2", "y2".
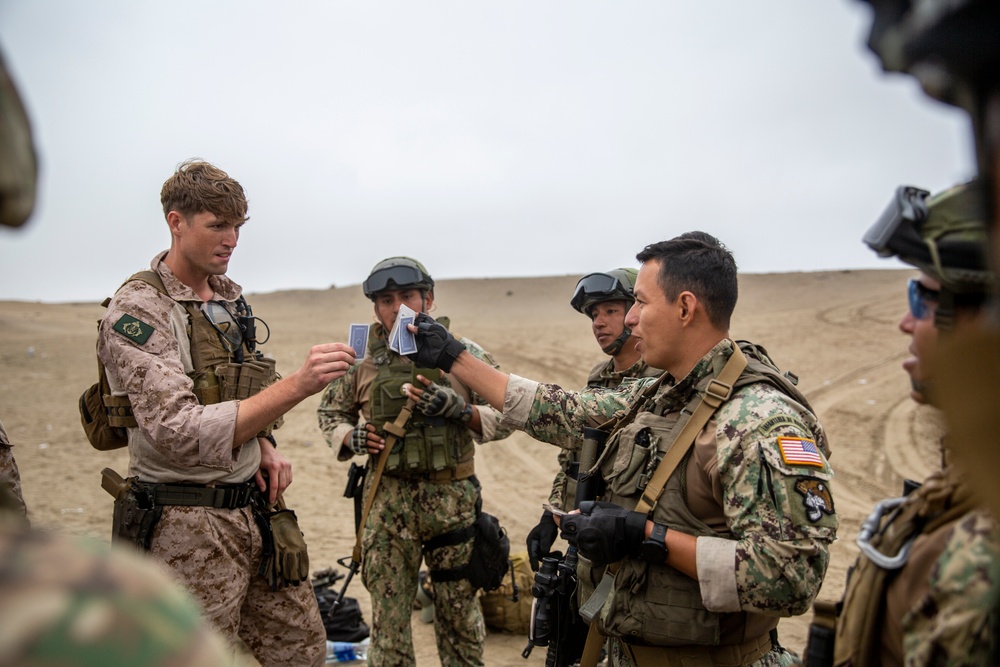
[{"x1": 704, "y1": 379, "x2": 733, "y2": 408}]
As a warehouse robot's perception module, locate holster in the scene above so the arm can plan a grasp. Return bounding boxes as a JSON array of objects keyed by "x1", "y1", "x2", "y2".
[{"x1": 105, "y1": 469, "x2": 163, "y2": 552}]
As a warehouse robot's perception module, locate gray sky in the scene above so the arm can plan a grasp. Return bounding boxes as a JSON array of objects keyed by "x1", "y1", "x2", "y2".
[{"x1": 0, "y1": 1, "x2": 973, "y2": 303}]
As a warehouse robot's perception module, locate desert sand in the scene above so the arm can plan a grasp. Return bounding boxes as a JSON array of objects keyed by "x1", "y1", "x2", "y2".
[{"x1": 0, "y1": 267, "x2": 939, "y2": 665}]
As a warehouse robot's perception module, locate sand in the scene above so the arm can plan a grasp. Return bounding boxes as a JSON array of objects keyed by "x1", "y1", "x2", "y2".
[{"x1": 0, "y1": 268, "x2": 939, "y2": 664}]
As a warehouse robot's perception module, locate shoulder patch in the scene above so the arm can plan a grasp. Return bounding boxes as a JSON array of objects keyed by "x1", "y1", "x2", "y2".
[
  {"x1": 113, "y1": 313, "x2": 155, "y2": 345},
  {"x1": 794, "y1": 477, "x2": 835, "y2": 522},
  {"x1": 777, "y1": 436, "x2": 823, "y2": 468}
]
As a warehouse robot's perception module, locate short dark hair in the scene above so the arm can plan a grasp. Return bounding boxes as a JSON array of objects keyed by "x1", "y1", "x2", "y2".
[{"x1": 636, "y1": 231, "x2": 738, "y2": 329}]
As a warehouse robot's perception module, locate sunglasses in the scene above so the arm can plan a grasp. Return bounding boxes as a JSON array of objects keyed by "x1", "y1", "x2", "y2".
[
  {"x1": 908, "y1": 278, "x2": 939, "y2": 320},
  {"x1": 200, "y1": 300, "x2": 245, "y2": 352}
]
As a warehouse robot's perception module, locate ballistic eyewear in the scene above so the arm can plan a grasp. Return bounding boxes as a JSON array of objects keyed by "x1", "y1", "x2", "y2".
[
  {"x1": 863, "y1": 186, "x2": 930, "y2": 257},
  {"x1": 570, "y1": 273, "x2": 629, "y2": 312},
  {"x1": 908, "y1": 278, "x2": 939, "y2": 321},
  {"x1": 363, "y1": 265, "x2": 427, "y2": 295},
  {"x1": 201, "y1": 301, "x2": 244, "y2": 352}
]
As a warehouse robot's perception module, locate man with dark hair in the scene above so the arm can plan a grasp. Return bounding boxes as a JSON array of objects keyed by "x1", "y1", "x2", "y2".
[
  {"x1": 407, "y1": 231, "x2": 838, "y2": 666},
  {"x1": 97, "y1": 159, "x2": 356, "y2": 665}
]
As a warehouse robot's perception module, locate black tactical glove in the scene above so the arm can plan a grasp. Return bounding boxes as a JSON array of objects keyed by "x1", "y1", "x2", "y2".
[
  {"x1": 347, "y1": 423, "x2": 377, "y2": 455},
  {"x1": 415, "y1": 381, "x2": 471, "y2": 422},
  {"x1": 266, "y1": 508, "x2": 310, "y2": 589},
  {"x1": 559, "y1": 501, "x2": 647, "y2": 567},
  {"x1": 408, "y1": 313, "x2": 466, "y2": 372},
  {"x1": 526, "y1": 510, "x2": 560, "y2": 571}
]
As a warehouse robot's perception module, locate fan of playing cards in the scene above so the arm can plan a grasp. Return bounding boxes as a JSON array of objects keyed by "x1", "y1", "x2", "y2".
[{"x1": 347, "y1": 304, "x2": 418, "y2": 362}]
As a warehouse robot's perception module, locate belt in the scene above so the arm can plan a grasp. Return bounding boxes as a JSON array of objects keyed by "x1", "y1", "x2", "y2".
[
  {"x1": 623, "y1": 633, "x2": 773, "y2": 667},
  {"x1": 145, "y1": 481, "x2": 257, "y2": 509},
  {"x1": 385, "y1": 458, "x2": 475, "y2": 483}
]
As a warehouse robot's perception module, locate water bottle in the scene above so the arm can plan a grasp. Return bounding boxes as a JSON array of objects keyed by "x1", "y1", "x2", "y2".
[{"x1": 325, "y1": 637, "x2": 370, "y2": 664}]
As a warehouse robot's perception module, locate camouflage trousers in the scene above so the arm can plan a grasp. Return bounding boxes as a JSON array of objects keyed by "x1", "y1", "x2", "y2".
[
  {"x1": 149, "y1": 504, "x2": 326, "y2": 667},
  {"x1": 608, "y1": 638, "x2": 789, "y2": 667},
  {"x1": 361, "y1": 474, "x2": 485, "y2": 666},
  {"x1": 0, "y1": 445, "x2": 27, "y2": 519}
]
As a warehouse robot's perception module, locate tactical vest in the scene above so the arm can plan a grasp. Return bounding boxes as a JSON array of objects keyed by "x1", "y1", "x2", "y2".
[
  {"x1": 594, "y1": 341, "x2": 822, "y2": 647},
  {"x1": 366, "y1": 324, "x2": 474, "y2": 476},
  {"x1": 103, "y1": 271, "x2": 280, "y2": 433},
  {"x1": 831, "y1": 469, "x2": 976, "y2": 667}
]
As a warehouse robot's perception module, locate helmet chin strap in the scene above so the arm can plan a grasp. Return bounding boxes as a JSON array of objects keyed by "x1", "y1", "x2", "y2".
[{"x1": 601, "y1": 327, "x2": 632, "y2": 356}]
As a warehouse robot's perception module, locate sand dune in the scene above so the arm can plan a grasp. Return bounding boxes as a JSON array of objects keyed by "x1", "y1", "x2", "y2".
[{"x1": 1, "y1": 268, "x2": 937, "y2": 664}]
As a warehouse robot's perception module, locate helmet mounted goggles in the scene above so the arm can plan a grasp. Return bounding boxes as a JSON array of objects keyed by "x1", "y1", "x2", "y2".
[
  {"x1": 362, "y1": 257, "x2": 434, "y2": 300},
  {"x1": 570, "y1": 270, "x2": 636, "y2": 315}
]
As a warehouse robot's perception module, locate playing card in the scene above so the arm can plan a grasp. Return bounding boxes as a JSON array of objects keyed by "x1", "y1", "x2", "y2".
[
  {"x1": 349, "y1": 323, "x2": 369, "y2": 362},
  {"x1": 389, "y1": 321, "x2": 401, "y2": 353},
  {"x1": 398, "y1": 315, "x2": 417, "y2": 355}
]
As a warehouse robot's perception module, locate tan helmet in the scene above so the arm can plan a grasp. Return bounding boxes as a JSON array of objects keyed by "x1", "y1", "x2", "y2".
[{"x1": 569, "y1": 268, "x2": 637, "y2": 316}]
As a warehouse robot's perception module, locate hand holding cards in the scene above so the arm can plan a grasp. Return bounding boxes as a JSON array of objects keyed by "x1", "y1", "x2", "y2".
[{"x1": 388, "y1": 304, "x2": 418, "y2": 355}]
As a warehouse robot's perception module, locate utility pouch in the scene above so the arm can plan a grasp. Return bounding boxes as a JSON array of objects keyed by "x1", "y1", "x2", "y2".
[
  {"x1": 108, "y1": 473, "x2": 162, "y2": 552},
  {"x1": 804, "y1": 600, "x2": 838, "y2": 667},
  {"x1": 579, "y1": 570, "x2": 615, "y2": 623}
]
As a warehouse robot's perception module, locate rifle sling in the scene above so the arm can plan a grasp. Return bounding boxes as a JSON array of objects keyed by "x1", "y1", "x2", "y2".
[{"x1": 351, "y1": 397, "x2": 416, "y2": 564}]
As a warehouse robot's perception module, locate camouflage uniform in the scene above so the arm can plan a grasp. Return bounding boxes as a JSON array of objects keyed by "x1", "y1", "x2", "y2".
[
  {"x1": 504, "y1": 339, "x2": 837, "y2": 666},
  {"x1": 0, "y1": 419, "x2": 26, "y2": 520},
  {"x1": 97, "y1": 252, "x2": 326, "y2": 667},
  {"x1": 0, "y1": 489, "x2": 251, "y2": 667},
  {"x1": 548, "y1": 358, "x2": 661, "y2": 511},
  {"x1": 317, "y1": 328, "x2": 511, "y2": 666},
  {"x1": 833, "y1": 466, "x2": 999, "y2": 666}
]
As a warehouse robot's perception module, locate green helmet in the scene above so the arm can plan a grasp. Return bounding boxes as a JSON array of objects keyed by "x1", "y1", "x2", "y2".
[
  {"x1": 860, "y1": 0, "x2": 1000, "y2": 113},
  {"x1": 362, "y1": 256, "x2": 435, "y2": 300},
  {"x1": 864, "y1": 180, "x2": 992, "y2": 325},
  {"x1": 570, "y1": 268, "x2": 637, "y2": 316}
]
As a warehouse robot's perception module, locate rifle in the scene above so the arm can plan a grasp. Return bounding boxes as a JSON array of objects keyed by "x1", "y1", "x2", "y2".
[
  {"x1": 332, "y1": 398, "x2": 416, "y2": 614},
  {"x1": 523, "y1": 426, "x2": 607, "y2": 666}
]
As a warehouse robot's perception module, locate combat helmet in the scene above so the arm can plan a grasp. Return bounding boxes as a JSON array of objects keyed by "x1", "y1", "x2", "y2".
[
  {"x1": 571, "y1": 268, "x2": 638, "y2": 356},
  {"x1": 362, "y1": 256, "x2": 435, "y2": 300},
  {"x1": 864, "y1": 180, "x2": 993, "y2": 327},
  {"x1": 570, "y1": 268, "x2": 638, "y2": 315}
]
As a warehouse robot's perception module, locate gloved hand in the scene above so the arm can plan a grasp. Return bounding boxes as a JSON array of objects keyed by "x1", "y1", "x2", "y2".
[
  {"x1": 526, "y1": 510, "x2": 559, "y2": 571},
  {"x1": 415, "y1": 381, "x2": 470, "y2": 421},
  {"x1": 267, "y1": 508, "x2": 310, "y2": 589},
  {"x1": 408, "y1": 313, "x2": 466, "y2": 372},
  {"x1": 559, "y1": 501, "x2": 647, "y2": 567},
  {"x1": 346, "y1": 423, "x2": 380, "y2": 455}
]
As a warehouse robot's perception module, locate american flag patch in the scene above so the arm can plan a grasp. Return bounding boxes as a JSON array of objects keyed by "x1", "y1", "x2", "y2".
[{"x1": 778, "y1": 437, "x2": 823, "y2": 467}]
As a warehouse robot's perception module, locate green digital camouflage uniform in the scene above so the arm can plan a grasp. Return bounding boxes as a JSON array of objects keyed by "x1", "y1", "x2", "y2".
[
  {"x1": 0, "y1": 488, "x2": 252, "y2": 667},
  {"x1": 833, "y1": 465, "x2": 999, "y2": 666},
  {"x1": 504, "y1": 339, "x2": 838, "y2": 666},
  {"x1": 548, "y1": 358, "x2": 661, "y2": 511},
  {"x1": 317, "y1": 328, "x2": 512, "y2": 666}
]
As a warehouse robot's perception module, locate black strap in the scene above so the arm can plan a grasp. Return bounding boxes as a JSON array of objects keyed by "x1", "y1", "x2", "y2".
[
  {"x1": 422, "y1": 523, "x2": 475, "y2": 552},
  {"x1": 148, "y1": 481, "x2": 257, "y2": 509}
]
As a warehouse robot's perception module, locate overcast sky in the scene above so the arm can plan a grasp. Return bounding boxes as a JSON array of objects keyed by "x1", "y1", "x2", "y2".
[{"x1": 0, "y1": 1, "x2": 973, "y2": 303}]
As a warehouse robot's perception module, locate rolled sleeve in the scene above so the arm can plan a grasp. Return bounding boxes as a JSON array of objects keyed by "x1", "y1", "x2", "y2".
[
  {"x1": 502, "y1": 374, "x2": 541, "y2": 428},
  {"x1": 197, "y1": 401, "x2": 240, "y2": 469},
  {"x1": 697, "y1": 535, "x2": 741, "y2": 612}
]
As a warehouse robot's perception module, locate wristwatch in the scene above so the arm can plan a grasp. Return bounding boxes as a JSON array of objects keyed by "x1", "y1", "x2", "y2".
[{"x1": 639, "y1": 522, "x2": 669, "y2": 564}]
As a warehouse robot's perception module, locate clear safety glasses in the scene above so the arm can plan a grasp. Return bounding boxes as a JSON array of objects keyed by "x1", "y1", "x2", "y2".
[{"x1": 200, "y1": 301, "x2": 244, "y2": 352}]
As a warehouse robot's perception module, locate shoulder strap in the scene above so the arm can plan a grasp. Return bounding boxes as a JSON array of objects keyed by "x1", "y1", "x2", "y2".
[
  {"x1": 100, "y1": 269, "x2": 169, "y2": 308},
  {"x1": 634, "y1": 343, "x2": 748, "y2": 515}
]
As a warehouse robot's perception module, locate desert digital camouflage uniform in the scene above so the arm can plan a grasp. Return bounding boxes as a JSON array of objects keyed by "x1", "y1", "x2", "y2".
[
  {"x1": 0, "y1": 488, "x2": 251, "y2": 667},
  {"x1": 317, "y1": 324, "x2": 512, "y2": 666},
  {"x1": 833, "y1": 464, "x2": 999, "y2": 666},
  {"x1": 503, "y1": 339, "x2": 837, "y2": 666},
  {"x1": 98, "y1": 253, "x2": 326, "y2": 667},
  {"x1": 0, "y1": 420, "x2": 26, "y2": 520}
]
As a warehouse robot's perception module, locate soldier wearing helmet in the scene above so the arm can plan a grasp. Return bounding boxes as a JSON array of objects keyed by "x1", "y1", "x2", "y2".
[
  {"x1": 807, "y1": 182, "x2": 999, "y2": 666},
  {"x1": 317, "y1": 256, "x2": 512, "y2": 666},
  {"x1": 526, "y1": 268, "x2": 661, "y2": 572}
]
